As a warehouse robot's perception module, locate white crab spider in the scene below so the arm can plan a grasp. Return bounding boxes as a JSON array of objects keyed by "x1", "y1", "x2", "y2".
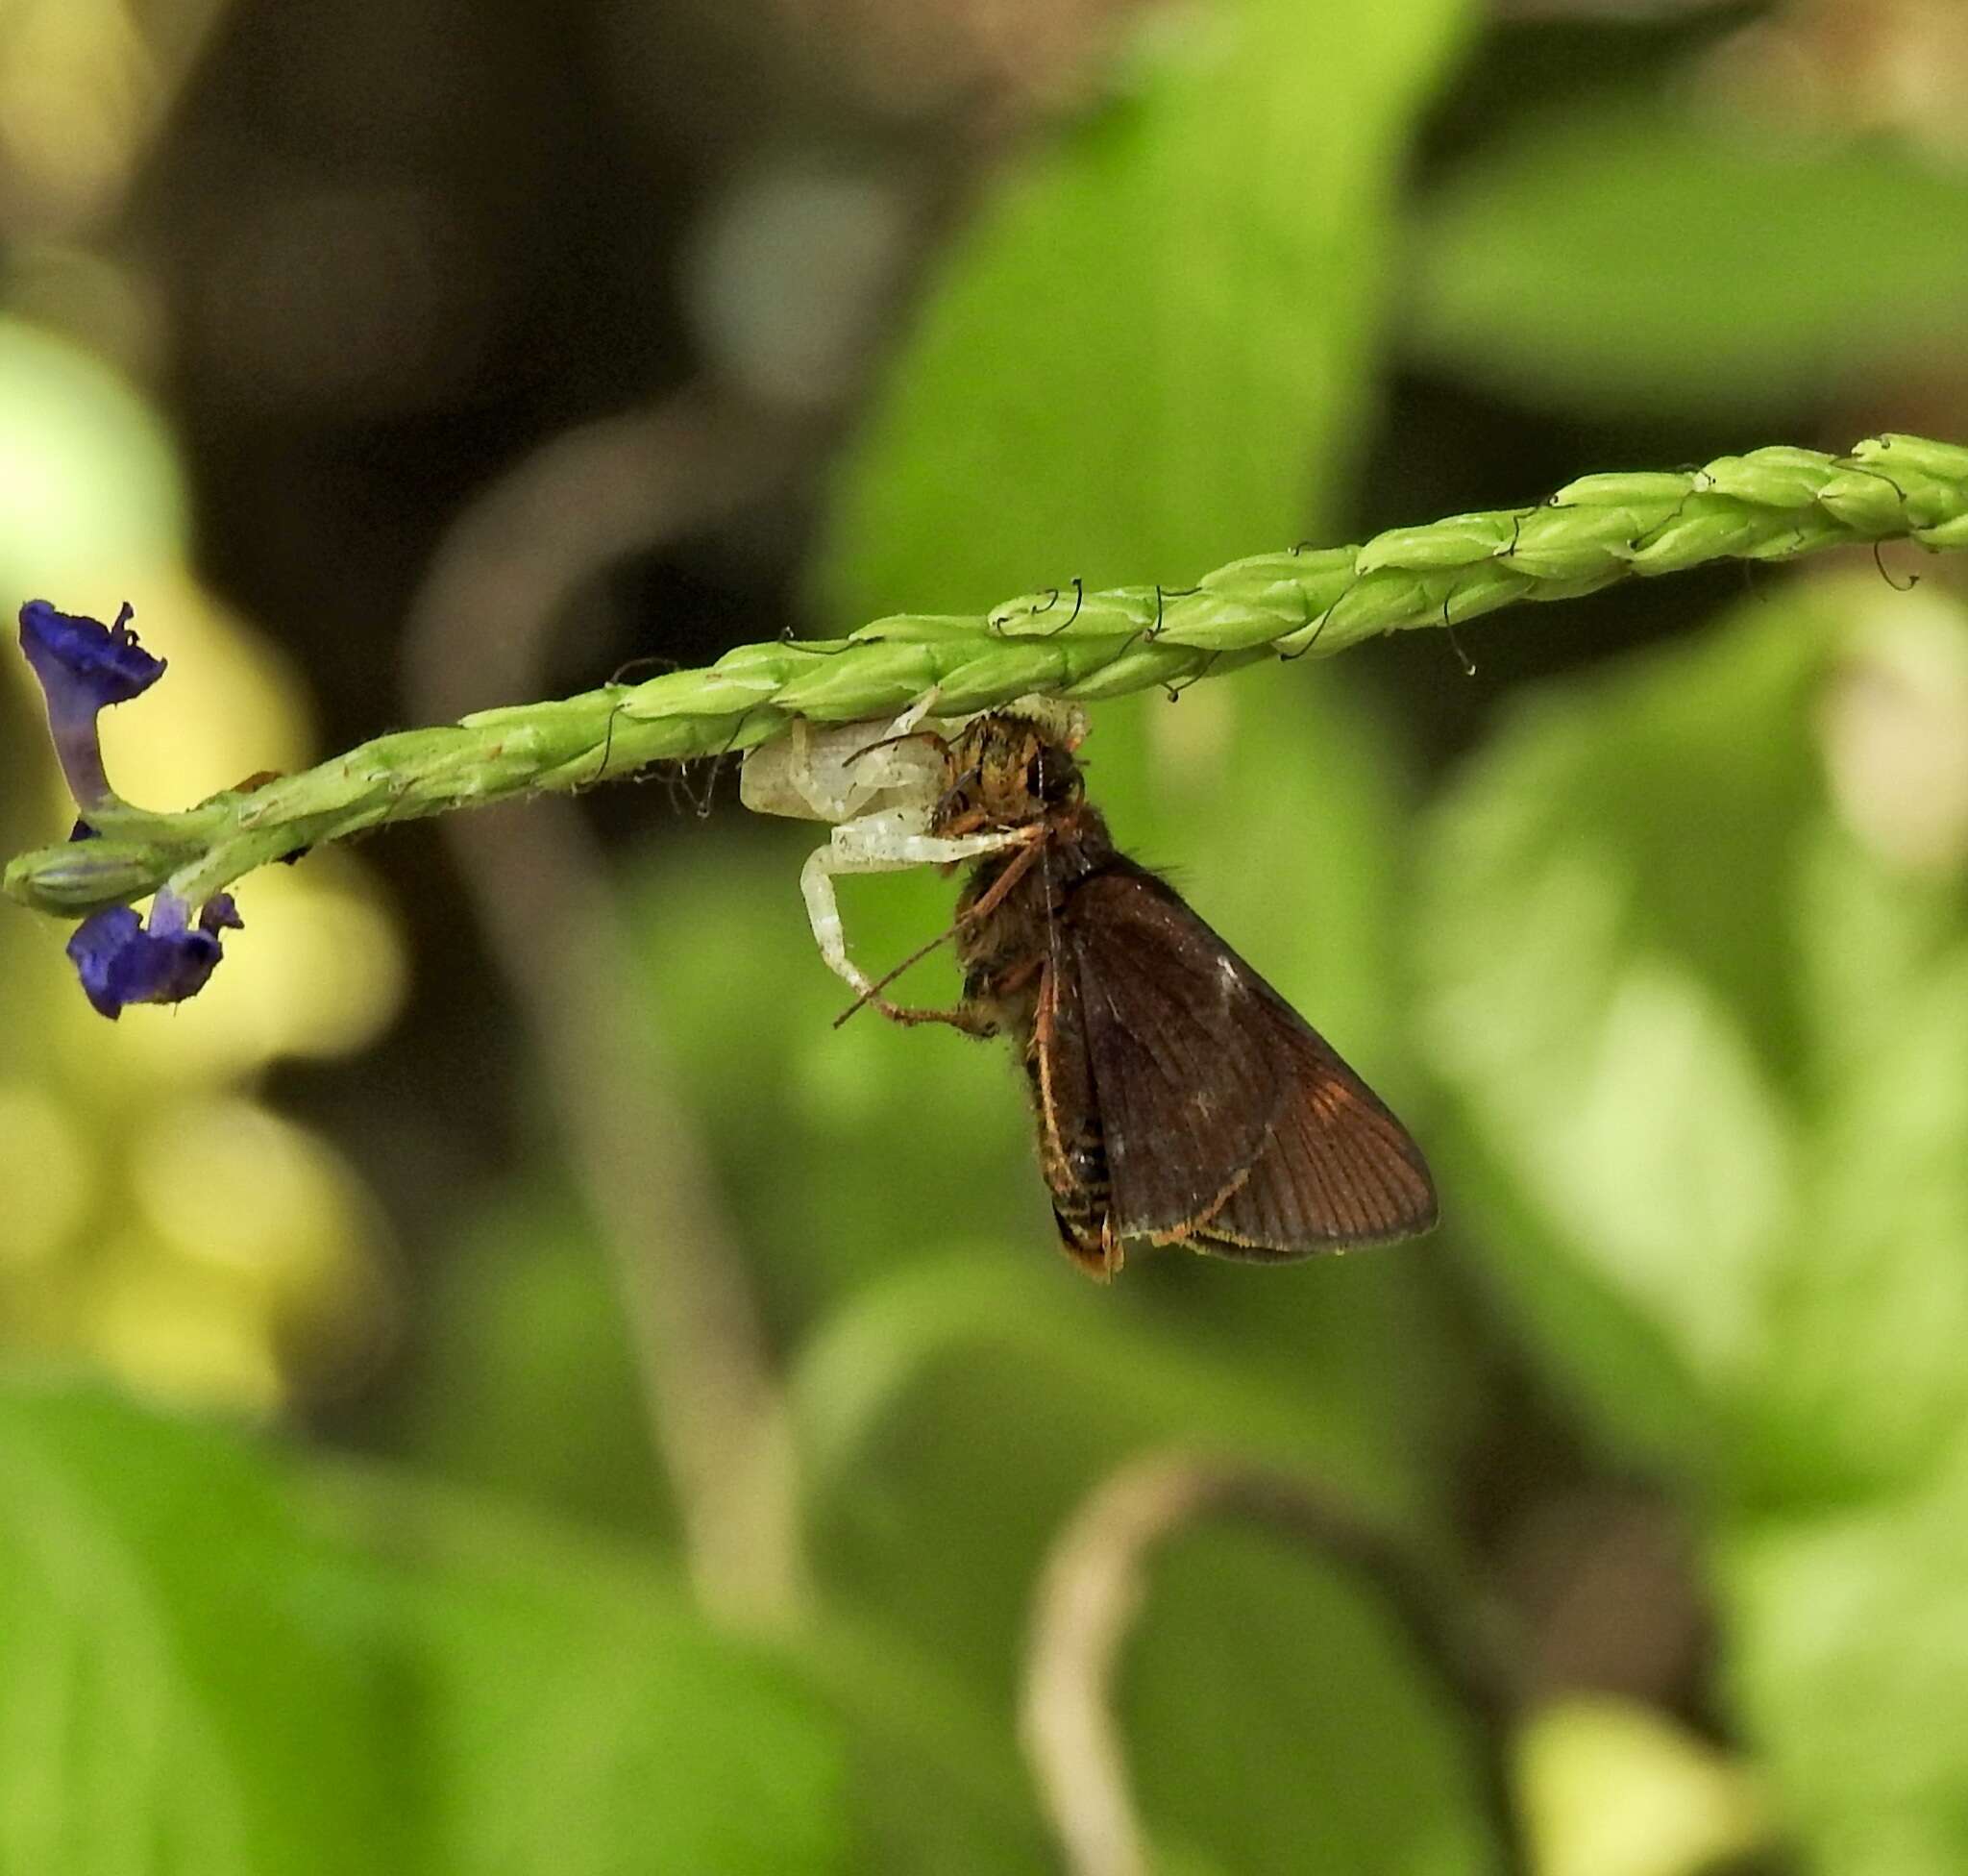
[{"x1": 739, "y1": 692, "x2": 1084, "y2": 1004}]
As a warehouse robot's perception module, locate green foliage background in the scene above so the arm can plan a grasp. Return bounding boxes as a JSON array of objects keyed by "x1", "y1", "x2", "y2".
[{"x1": 4, "y1": 0, "x2": 1968, "y2": 1871}]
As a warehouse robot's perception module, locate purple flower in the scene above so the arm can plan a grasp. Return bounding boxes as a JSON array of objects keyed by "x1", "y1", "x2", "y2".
[
  {"x1": 65, "y1": 890, "x2": 243, "y2": 1021},
  {"x1": 18, "y1": 601, "x2": 164, "y2": 811},
  {"x1": 18, "y1": 605, "x2": 242, "y2": 1018},
  {"x1": 21, "y1": 600, "x2": 164, "y2": 705}
]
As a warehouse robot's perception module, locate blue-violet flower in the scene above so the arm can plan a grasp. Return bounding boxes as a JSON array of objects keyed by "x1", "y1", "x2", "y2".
[
  {"x1": 18, "y1": 600, "x2": 165, "y2": 810},
  {"x1": 19, "y1": 603, "x2": 241, "y2": 1018},
  {"x1": 65, "y1": 890, "x2": 242, "y2": 1021}
]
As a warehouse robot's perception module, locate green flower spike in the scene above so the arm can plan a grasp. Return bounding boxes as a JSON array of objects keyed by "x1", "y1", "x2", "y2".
[{"x1": 7, "y1": 433, "x2": 1967, "y2": 942}]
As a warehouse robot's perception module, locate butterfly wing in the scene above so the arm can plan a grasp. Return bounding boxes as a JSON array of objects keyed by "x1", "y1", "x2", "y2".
[
  {"x1": 1180, "y1": 999, "x2": 1439, "y2": 1256},
  {"x1": 1062, "y1": 861, "x2": 1437, "y2": 1258}
]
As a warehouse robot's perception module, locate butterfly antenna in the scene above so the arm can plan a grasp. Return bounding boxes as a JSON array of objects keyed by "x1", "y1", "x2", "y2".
[{"x1": 833, "y1": 914, "x2": 973, "y2": 1027}]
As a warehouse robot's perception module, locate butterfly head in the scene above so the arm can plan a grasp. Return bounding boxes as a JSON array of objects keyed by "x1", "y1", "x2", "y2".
[{"x1": 933, "y1": 712, "x2": 1084, "y2": 837}]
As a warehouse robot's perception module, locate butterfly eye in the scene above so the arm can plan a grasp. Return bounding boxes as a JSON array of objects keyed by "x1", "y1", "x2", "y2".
[{"x1": 1029, "y1": 745, "x2": 1080, "y2": 803}]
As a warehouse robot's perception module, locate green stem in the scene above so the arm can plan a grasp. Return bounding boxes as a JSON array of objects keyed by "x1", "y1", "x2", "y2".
[{"x1": 9, "y1": 432, "x2": 1968, "y2": 918}]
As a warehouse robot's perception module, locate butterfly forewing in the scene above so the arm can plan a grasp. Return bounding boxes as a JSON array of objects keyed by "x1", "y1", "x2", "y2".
[
  {"x1": 1058, "y1": 867, "x2": 1287, "y2": 1231},
  {"x1": 1061, "y1": 860, "x2": 1437, "y2": 1258}
]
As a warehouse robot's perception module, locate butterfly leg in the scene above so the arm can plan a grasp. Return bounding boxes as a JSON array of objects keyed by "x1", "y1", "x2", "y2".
[{"x1": 865, "y1": 999, "x2": 1000, "y2": 1035}]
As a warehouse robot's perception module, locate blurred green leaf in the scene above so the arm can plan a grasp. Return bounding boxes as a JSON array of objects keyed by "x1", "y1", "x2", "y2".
[
  {"x1": 625, "y1": 836, "x2": 1042, "y2": 1309},
  {"x1": 789, "y1": 1249, "x2": 1494, "y2": 1876},
  {"x1": 0, "y1": 1379, "x2": 407, "y2": 1875},
  {"x1": 1720, "y1": 1446, "x2": 1968, "y2": 1876},
  {"x1": 816, "y1": 0, "x2": 1471, "y2": 623},
  {"x1": 1747, "y1": 937, "x2": 1968, "y2": 1503},
  {"x1": 792, "y1": 1249, "x2": 1425, "y2": 1520},
  {"x1": 1127, "y1": 1525, "x2": 1503, "y2": 1874},
  {"x1": 1415, "y1": 579, "x2": 1968, "y2": 1500},
  {"x1": 0, "y1": 1380, "x2": 851, "y2": 1876},
  {"x1": 394, "y1": 1179, "x2": 670, "y2": 1540},
  {"x1": 1406, "y1": 104, "x2": 1968, "y2": 421},
  {"x1": 1417, "y1": 572, "x2": 1968, "y2": 1867},
  {"x1": 1414, "y1": 600, "x2": 1825, "y2": 1467},
  {"x1": 357, "y1": 1535, "x2": 847, "y2": 1876},
  {"x1": 798, "y1": 1617, "x2": 1054, "y2": 1875}
]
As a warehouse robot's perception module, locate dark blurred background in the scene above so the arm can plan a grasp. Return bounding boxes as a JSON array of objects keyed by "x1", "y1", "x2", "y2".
[{"x1": 5, "y1": 1, "x2": 1968, "y2": 1871}]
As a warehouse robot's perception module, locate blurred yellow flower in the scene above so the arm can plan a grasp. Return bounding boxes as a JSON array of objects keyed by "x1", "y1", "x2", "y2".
[{"x1": 1519, "y1": 1695, "x2": 1769, "y2": 1876}]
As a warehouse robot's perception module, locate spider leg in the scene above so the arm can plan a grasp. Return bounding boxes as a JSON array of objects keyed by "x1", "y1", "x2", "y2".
[{"x1": 799, "y1": 813, "x2": 1023, "y2": 998}]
